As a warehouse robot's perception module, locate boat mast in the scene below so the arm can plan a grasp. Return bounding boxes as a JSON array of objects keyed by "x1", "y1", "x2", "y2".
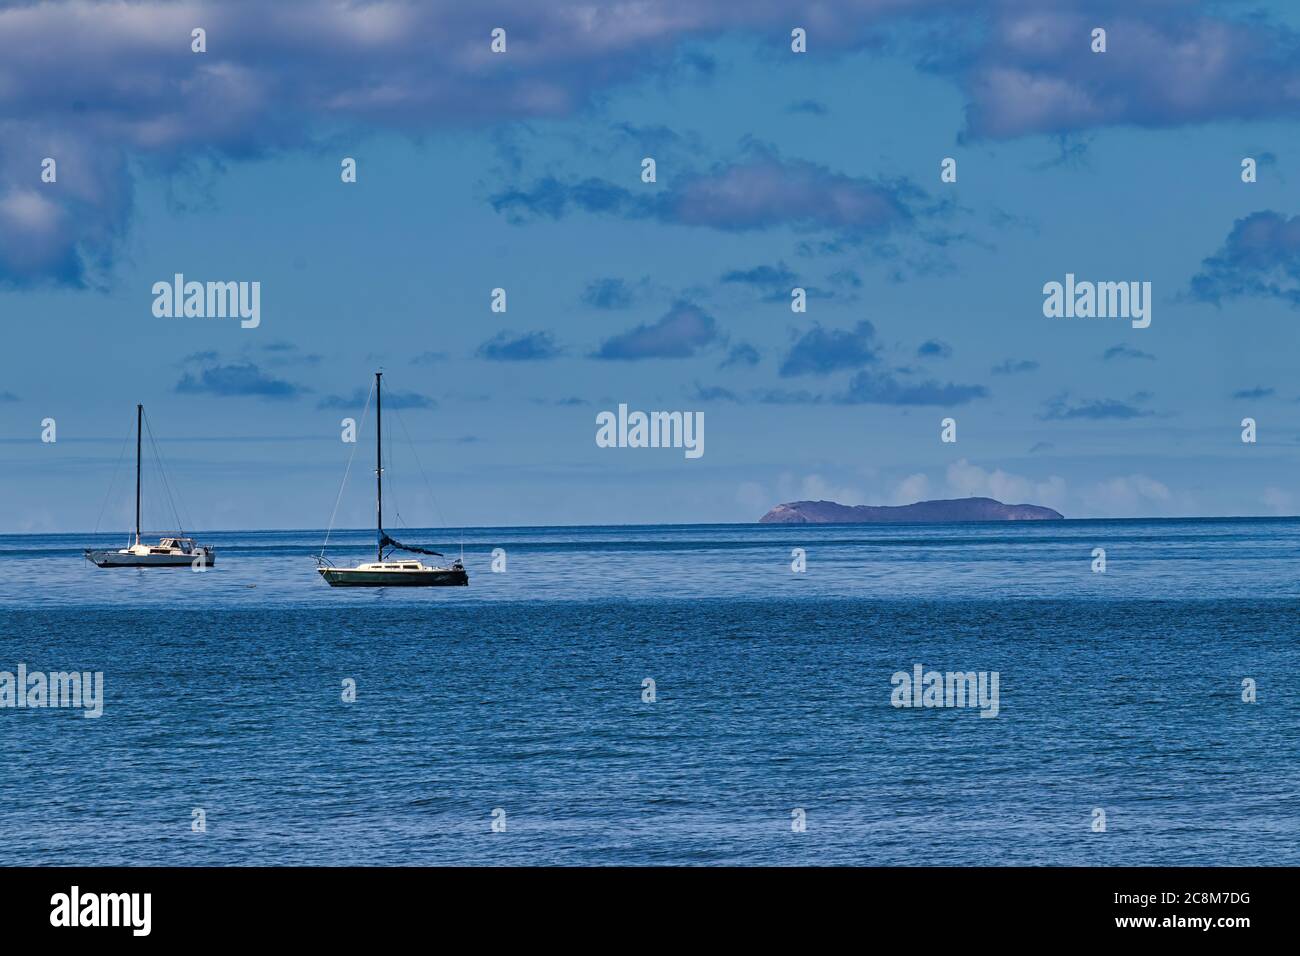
[
  {"x1": 375, "y1": 371, "x2": 383, "y2": 562},
  {"x1": 135, "y1": 403, "x2": 142, "y2": 547}
]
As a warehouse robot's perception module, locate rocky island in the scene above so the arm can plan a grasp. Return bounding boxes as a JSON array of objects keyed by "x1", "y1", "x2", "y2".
[{"x1": 759, "y1": 496, "x2": 1064, "y2": 524}]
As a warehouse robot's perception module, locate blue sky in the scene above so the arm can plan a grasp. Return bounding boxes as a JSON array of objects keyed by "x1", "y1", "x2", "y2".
[{"x1": 2, "y1": 0, "x2": 1300, "y2": 532}]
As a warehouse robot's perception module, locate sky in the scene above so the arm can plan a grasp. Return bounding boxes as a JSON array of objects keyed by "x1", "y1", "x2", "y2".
[{"x1": 2, "y1": 0, "x2": 1300, "y2": 533}]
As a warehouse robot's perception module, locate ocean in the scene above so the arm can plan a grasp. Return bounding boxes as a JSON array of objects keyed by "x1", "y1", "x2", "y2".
[{"x1": 1, "y1": 518, "x2": 1297, "y2": 866}]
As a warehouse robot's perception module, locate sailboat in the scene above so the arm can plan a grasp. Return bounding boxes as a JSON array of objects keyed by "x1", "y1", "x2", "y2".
[
  {"x1": 316, "y1": 372, "x2": 468, "y2": 587},
  {"x1": 84, "y1": 404, "x2": 215, "y2": 568}
]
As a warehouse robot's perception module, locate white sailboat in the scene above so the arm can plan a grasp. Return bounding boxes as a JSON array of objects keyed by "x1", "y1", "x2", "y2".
[
  {"x1": 316, "y1": 372, "x2": 468, "y2": 587},
  {"x1": 84, "y1": 404, "x2": 214, "y2": 568}
]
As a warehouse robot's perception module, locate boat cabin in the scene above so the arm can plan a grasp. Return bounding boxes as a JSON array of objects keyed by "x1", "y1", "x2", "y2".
[{"x1": 155, "y1": 537, "x2": 196, "y2": 553}]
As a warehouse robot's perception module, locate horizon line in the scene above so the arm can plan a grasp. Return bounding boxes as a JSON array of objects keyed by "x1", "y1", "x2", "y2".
[{"x1": 10, "y1": 513, "x2": 1300, "y2": 537}]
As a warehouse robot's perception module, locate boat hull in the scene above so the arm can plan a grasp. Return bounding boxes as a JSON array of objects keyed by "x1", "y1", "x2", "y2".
[
  {"x1": 86, "y1": 550, "x2": 215, "y2": 568},
  {"x1": 317, "y1": 566, "x2": 468, "y2": 587}
]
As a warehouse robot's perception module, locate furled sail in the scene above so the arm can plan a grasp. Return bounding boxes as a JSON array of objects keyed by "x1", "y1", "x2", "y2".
[{"x1": 379, "y1": 532, "x2": 443, "y2": 558}]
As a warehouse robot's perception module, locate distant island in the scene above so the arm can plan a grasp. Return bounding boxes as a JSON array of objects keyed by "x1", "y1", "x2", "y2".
[{"x1": 758, "y1": 496, "x2": 1065, "y2": 524}]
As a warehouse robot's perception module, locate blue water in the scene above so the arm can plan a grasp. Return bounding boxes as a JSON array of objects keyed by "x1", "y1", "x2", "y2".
[{"x1": 1, "y1": 518, "x2": 1297, "y2": 865}]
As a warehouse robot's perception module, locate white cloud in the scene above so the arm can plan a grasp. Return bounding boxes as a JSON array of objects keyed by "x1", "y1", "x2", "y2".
[
  {"x1": 798, "y1": 473, "x2": 865, "y2": 505},
  {"x1": 893, "y1": 472, "x2": 930, "y2": 504},
  {"x1": 1081, "y1": 474, "x2": 1172, "y2": 517},
  {"x1": 1261, "y1": 486, "x2": 1294, "y2": 516},
  {"x1": 944, "y1": 458, "x2": 1067, "y2": 510},
  {"x1": 772, "y1": 471, "x2": 866, "y2": 506}
]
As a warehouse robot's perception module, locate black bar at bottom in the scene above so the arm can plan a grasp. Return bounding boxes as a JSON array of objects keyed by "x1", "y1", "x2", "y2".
[{"x1": 0, "y1": 866, "x2": 1275, "y2": 941}]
